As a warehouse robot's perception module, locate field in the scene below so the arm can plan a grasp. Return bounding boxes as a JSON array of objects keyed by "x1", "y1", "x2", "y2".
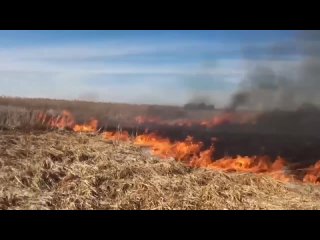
[
  {"x1": 0, "y1": 96, "x2": 190, "y2": 129},
  {"x1": 1, "y1": 97, "x2": 320, "y2": 210},
  {"x1": 1, "y1": 130, "x2": 320, "y2": 210}
]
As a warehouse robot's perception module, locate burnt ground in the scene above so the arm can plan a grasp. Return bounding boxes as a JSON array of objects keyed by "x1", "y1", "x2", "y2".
[
  {"x1": 108, "y1": 124, "x2": 320, "y2": 167},
  {"x1": 1, "y1": 97, "x2": 320, "y2": 168}
]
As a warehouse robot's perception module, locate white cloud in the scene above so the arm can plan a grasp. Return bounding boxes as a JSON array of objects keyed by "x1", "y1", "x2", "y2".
[
  {"x1": 0, "y1": 40, "x2": 303, "y2": 106},
  {"x1": 0, "y1": 40, "x2": 230, "y2": 61}
]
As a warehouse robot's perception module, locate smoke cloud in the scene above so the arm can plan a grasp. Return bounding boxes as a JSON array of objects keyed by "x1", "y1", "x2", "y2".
[{"x1": 230, "y1": 30, "x2": 320, "y2": 111}]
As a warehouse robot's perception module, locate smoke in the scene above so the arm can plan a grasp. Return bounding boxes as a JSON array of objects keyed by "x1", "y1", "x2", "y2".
[
  {"x1": 230, "y1": 30, "x2": 320, "y2": 111},
  {"x1": 182, "y1": 62, "x2": 236, "y2": 108},
  {"x1": 187, "y1": 94, "x2": 216, "y2": 105}
]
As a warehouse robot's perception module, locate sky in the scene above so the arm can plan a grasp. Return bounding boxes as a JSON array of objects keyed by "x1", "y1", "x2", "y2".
[{"x1": 0, "y1": 30, "x2": 300, "y2": 106}]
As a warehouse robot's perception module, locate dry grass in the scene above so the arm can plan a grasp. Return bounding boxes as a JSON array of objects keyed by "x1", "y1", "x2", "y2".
[
  {"x1": 1, "y1": 130, "x2": 320, "y2": 210},
  {"x1": 0, "y1": 97, "x2": 190, "y2": 128}
]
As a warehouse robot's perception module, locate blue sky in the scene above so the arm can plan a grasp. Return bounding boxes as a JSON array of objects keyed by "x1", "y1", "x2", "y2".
[{"x1": 0, "y1": 30, "x2": 301, "y2": 106}]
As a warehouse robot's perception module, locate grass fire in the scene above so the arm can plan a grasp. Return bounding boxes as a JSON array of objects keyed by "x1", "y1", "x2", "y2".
[
  {"x1": 1, "y1": 97, "x2": 320, "y2": 210},
  {"x1": 35, "y1": 109, "x2": 320, "y2": 185},
  {"x1": 2, "y1": 30, "x2": 320, "y2": 210}
]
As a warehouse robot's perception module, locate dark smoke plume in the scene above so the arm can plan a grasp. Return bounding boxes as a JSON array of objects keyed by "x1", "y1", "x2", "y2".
[
  {"x1": 187, "y1": 94, "x2": 215, "y2": 105},
  {"x1": 230, "y1": 31, "x2": 320, "y2": 111}
]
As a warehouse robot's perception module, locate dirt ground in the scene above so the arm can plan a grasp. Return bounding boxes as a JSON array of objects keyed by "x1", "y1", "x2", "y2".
[{"x1": 1, "y1": 130, "x2": 320, "y2": 210}]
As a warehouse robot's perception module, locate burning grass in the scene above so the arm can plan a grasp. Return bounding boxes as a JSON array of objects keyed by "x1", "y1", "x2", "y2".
[{"x1": 1, "y1": 130, "x2": 320, "y2": 210}]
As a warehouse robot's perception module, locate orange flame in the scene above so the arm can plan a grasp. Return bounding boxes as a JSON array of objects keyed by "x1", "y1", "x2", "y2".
[
  {"x1": 73, "y1": 119, "x2": 98, "y2": 133},
  {"x1": 134, "y1": 134, "x2": 203, "y2": 161},
  {"x1": 103, "y1": 131, "x2": 130, "y2": 141},
  {"x1": 37, "y1": 110, "x2": 75, "y2": 129},
  {"x1": 200, "y1": 112, "x2": 257, "y2": 128},
  {"x1": 101, "y1": 130, "x2": 290, "y2": 181},
  {"x1": 207, "y1": 156, "x2": 292, "y2": 182},
  {"x1": 134, "y1": 112, "x2": 257, "y2": 129},
  {"x1": 105, "y1": 131, "x2": 293, "y2": 182},
  {"x1": 37, "y1": 110, "x2": 98, "y2": 132},
  {"x1": 303, "y1": 161, "x2": 320, "y2": 184},
  {"x1": 35, "y1": 109, "x2": 320, "y2": 185}
]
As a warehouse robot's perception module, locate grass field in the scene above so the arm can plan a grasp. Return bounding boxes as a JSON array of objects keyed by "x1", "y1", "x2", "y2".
[
  {"x1": 1, "y1": 130, "x2": 320, "y2": 210},
  {"x1": 0, "y1": 96, "x2": 192, "y2": 129},
  {"x1": 1, "y1": 97, "x2": 320, "y2": 209}
]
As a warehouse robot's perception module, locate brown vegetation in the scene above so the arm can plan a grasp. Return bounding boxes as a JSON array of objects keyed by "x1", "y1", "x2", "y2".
[
  {"x1": 0, "y1": 97, "x2": 197, "y2": 129},
  {"x1": 0, "y1": 130, "x2": 320, "y2": 210}
]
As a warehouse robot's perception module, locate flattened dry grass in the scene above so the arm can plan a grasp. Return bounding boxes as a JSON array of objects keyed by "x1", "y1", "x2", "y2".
[{"x1": 0, "y1": 130, "x2": 320, "y2": 210}]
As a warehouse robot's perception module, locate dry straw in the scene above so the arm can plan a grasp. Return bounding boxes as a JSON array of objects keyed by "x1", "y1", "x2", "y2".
[{"x1": 0, "y1": 130, "x2": 320, "y2": 210}]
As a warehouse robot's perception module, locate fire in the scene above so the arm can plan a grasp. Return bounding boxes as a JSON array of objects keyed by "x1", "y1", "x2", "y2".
[
  {"x1": 200, "y1": 114, "x2": 233, "y2": 128},
  {"x1": 113, "y1": 131, "x2": 289, "y2": 182},
  {"x1": 210, "y1": 156, "x2": 292, "y2": 182},
  {"x1": 303, "y1": 161, "x2": 320, "y2": 184},
  {"x1": 190, "y1": 148, "x2": 215, "y2": 168},
  {"x1": 189, "y1": 148, "x2": 291, "y2": 181},
  {"x1": 134, "y1": 133, "x2": 173, "y2": 157},
  {"x1": 134, "y1": 112, "x2": 257, "y2": 129},
  {"x1": 102, "y1": 130, "x2": 320, "y2": 184},
  {"x1": 73, "y1": 119, "x2": 98, "y2": 133},
  {"x1": 37, "y1": 110, "x2": 98, "y2": 132},
  {"x1": 172, "y1": 136, "x2": 203, "y2": 161},
  {"x1": 134, "y1": 134, "x2": 203, "y2": 161},
  {"x1": 200, "y1": 112, "x2": 257, "y2": 128},
  {"x1": 132, "y1": 133, "x2": 294, "y2": 182},
  {"x1": 37, "y1": 110, "x2": 75, "y2": 129},
  {"x1": 103, "y1": 131, "x2": 130, "y2": 141},
  {"x1": 35, "y1": 109, "x2": 320, "y2": 185}
]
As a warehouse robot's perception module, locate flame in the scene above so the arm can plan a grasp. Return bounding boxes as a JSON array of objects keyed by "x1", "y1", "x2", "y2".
[
  {"x1": 37, "y1": 110, "x2": 98, "y2": 132},
  {"x1": 73, "y1": 119, "x2": 98, "y2": 133},
  {"x1": 35, "y1": 109, "x2": 320, "y2": 185},
  {"x1": 125, "y1": 132, "x2": 292, "y2": 182},
  {"x1": 303, "y1": 161, "x2": 320, "y2": 184},
  {"x1": 208, "y1": 156, "x2": 292, "y2": 182},
  {"x1": 200, "y1": 112, "x2": 257, "y2": 128},
  {"x1": 134, "y1": 134, "x2": 203, "y2": 161},
  {"x1": 134, "y1": 112, "x2": 257, "y2": 129},
  {"x1": 200, "y1": 114, "x2": 233, "y2": 128},
  {"x1": 103, "y1": 131, "x2": 130, "y2": 141},
  {"x1": 190, "y1": 148, "x2": 215, "y2": 168},
  {"x1": 101, "y1": 130, "x2": 308, "y2": 183},
  {"x1": 37, "y1": 110, "x2": 75, "y2": 129}
]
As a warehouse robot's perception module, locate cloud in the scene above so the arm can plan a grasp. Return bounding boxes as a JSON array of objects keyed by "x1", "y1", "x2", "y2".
[
  {"x1": 0, "y1": 36, "x2": 304, "y2": 106},
  {"x1": 229, "y1": 30, "x2": 320, "y2": 111}
]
